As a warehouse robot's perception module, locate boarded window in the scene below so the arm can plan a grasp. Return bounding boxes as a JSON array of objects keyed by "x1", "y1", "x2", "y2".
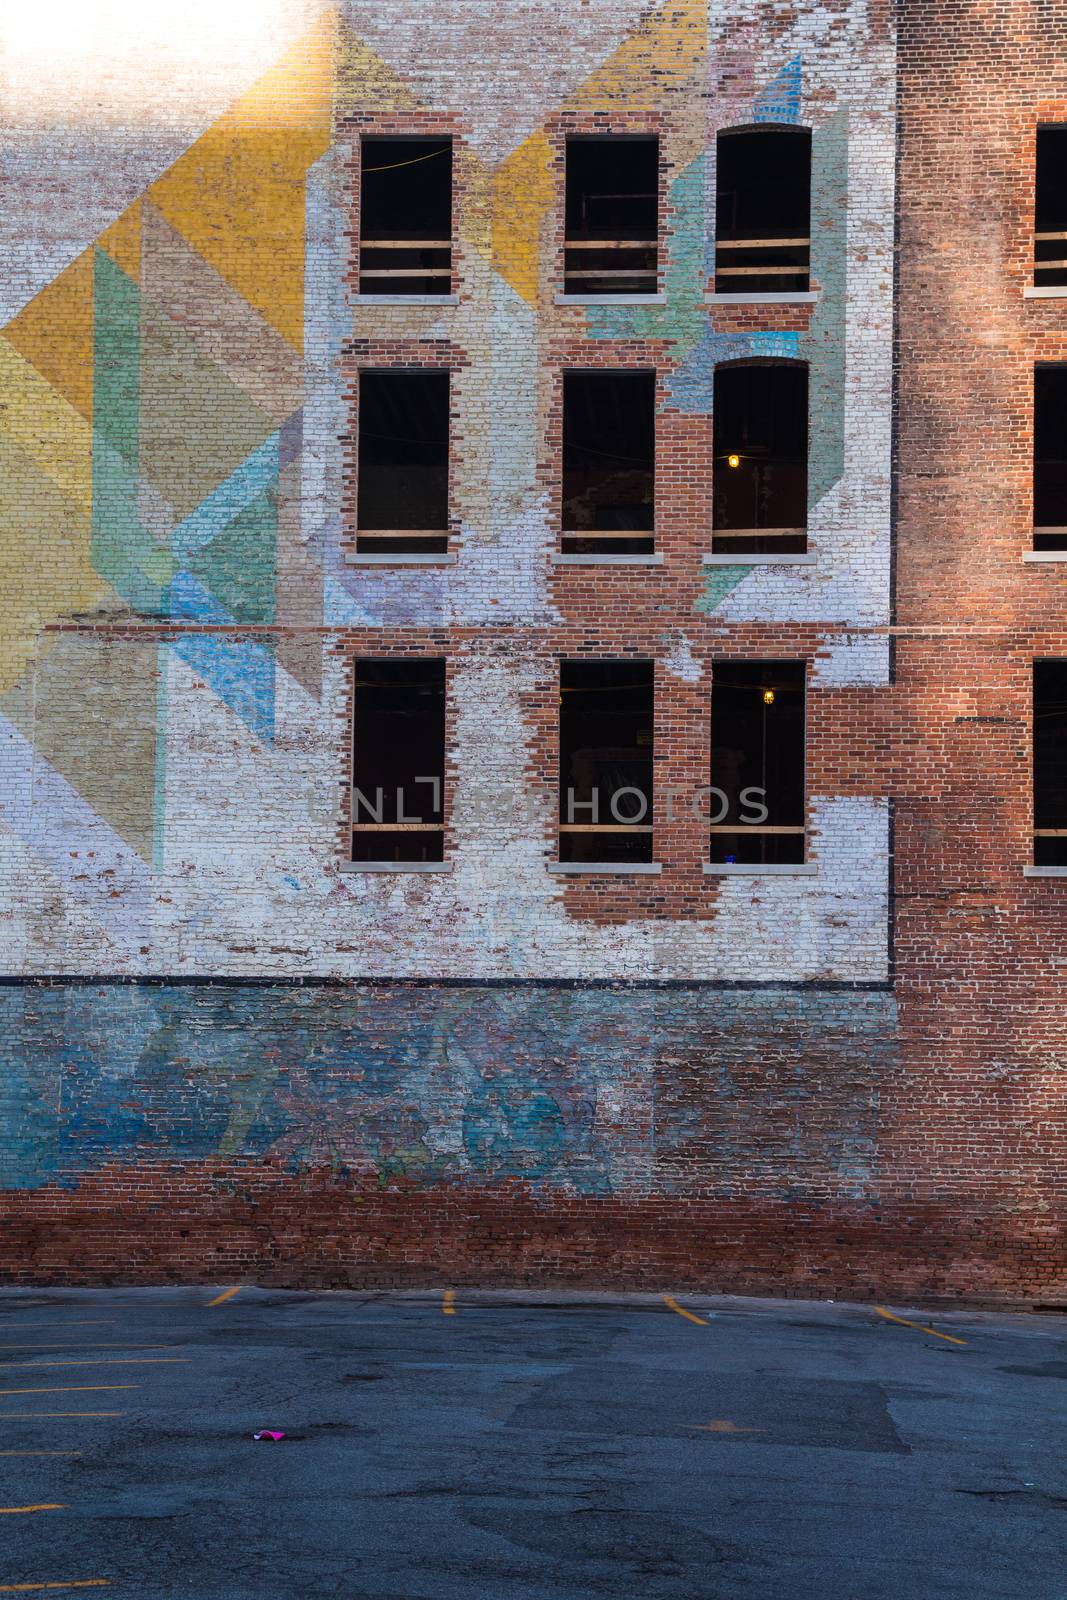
[
  {"x1": 357, "y1": 372, "x2": 449, "y2": 555},
  {"x1": 359, "y1": 137, "x2": 452, "y2": 296},
  {"x1": 1034, "y1": 366, "x2": 1067, "y2": 550},
  {"x1": 713, "y1": 364, "x2": 808, "y2": 554},
  {"x1": 1034, "y1": 661, "x2": 1067, "y2": 868},
  {"x1": 559, "y1": 661, "x2": 654, "y2": 864},
  {"x1": 715, "y1": 127, "x2": 811, "y2": 294},
  {"x1": 562, "y1": 371, "x2": 655, "y2": 555},
  {"x1": 351, "y1": 660, "x2": 445, "y2": 863},
  {"x1": 1035, "y1": 127, "x2": 1067, "y2": 290},
  {"x1": 564, "y1": 136, "x2": 659, "y2": 297},
  {"x1": 710, "y1": 662, "x2": 806, "y2": 865}
]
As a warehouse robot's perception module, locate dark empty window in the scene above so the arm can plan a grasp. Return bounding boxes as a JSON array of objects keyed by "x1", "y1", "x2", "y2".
[
  {"x1": 351, "y1": 660, "x2": 445, "y2": 863},
  {"x1": 1034, "y1": 661, "x2": 1067, "y2": 868},
  {"x1": 564, "y1": 136, "x2": 659, "y2": 297},
  {"x1": 562, "y1": 371, "x2": 655, "y2": 555},
  {"x1": 1035, "y1": 366, "x2": 1067, "y2": 550},
  {"x1": 710, "y1": 662, "x2": 806, "y2": 865},
  {"x1": 559, "y1": 661, "x2": 654, "y2": 864},
  {"x1": 1035, "y1": 127, "x2": 1067, "y2": 290},
  {"x1": 715, "y1": 127, "x2": 811, "y2": 294},
  {"x1": 357, "y1": 371, "x2": 449, "y2": 555},
  {"x1": 713, "y1": 364, "x2": 808, "y2": 554},
  {"x1": 359, "y1": 137, "x2": 453, "y2": 296}
]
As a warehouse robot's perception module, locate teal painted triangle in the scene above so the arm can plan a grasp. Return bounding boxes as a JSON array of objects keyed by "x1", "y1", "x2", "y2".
[
  {"x1": 186, "y1": 483, "x2": 277, "y2": 626},
  {"x1": 91, "y1": 248, "x2": 174, "y2": 614}
]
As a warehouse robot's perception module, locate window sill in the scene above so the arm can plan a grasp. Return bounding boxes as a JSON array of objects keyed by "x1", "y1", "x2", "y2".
[
  {"x1": 353, "y1": 294, "x2": 458, "y2": 306},
  {"x1": 548, "y1": 861, "x2": 663, "y2": 876},
  {"x1": 1023, "y1": 287, "x2": 1067, "y2": 299},
  {"x1": 340, "y1": 861, "x2": 451, "y2": 874},
  {"x1": 703, "y1": 862, "x2": 817, "y2": 877},
  {"x1": 1022, "y1": 551, "x2": 1067, "y2": 562},
  {"x1": 555, "y1": 293, "x2": 666, "y2": 306},
  {"x1": 706, "y1": 291, "x2": 819, "y2": 305},
  {"x1": 552, "y1": 553, "x2": 663, "y2": 566},
  {"x1": 345, "y1": 552, "x2": 456, "y2": 566},
  {"x1": 1024, "y1": 866, "x2": 1067, "y2": 878},
  {"x1": 702, "y1": 553, "x2": 814, "y2": 566}
]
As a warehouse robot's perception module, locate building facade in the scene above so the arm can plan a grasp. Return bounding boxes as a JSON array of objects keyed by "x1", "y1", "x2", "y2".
[{"x1": 0, "y1": 0, "x2": 1062, "y2": 1300}]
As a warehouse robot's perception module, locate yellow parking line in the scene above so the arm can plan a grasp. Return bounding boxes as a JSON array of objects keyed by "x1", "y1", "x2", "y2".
[
  {"x1": 207, "y1": 1287, "x2": 242, "y2": 1308},
  {"x1": 0, "y1": 1387, "x2": 141, "y2": 1397},
  {"x1": 875, "y1": 1306, "x2": 968, "y2": 1346},
  {"x1": 0, "y1": 1325, "x2": 112, "y2": 1332},
  {"x1": 0, "y1": 1360, "x2": 186, "y2": 1370},
  {"x1": 662, "y1": 1295, "x2": 709, "y2": 1327},
  {"x1": 0, "y1": 1345, "x2": 175, "y2": 1353},
  {"x1": 442, "y1": 1290, "x2": 456, "y2": 1316},
  {"x1": 0, "y1": 1507, "x2": 64, "y2": 1516},
  {"x1": 0, "y1": 1583, "x2": 108, "y2": 1592}
]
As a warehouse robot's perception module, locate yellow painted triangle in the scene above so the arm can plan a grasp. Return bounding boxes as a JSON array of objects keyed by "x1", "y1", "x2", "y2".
[
  {"x1": 492, "y1": 131, "x2": 553, "y2": 306},
  {"x1": 571, "y1": 0, "x2": 706, "y2": 107},
  {"x1": 149, "y1": 9, "x2": 336, "y2": 351},
  {"x1": 334, "y1": 21, "x2": 423, "y2": 116},
  {"x1": 3, "y1": 248, "x2": 94, "y2": 423},
  {"x1": 0, "y1": 336, "x2": 92, "y2": 515},
  {"x1": 99, "y1": 201, "x2": 142, "y2": 283}
]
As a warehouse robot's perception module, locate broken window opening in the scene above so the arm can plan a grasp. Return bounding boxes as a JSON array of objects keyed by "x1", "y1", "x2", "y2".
[
  {"x1": 559, "y1": 661, "x2": 654, "y2": 864},
  {"x1": 561, "y1": 371, "x2": 655, "y2": 555},
  {"x1": 351, "y1": 659, "x2": 446, "y2": 863},
  {"x1": 709, "y1": 661, "x2": 806, "y2": 865},
  {"x1": 1034, "y1": 661, "x2": 1067, "y2": 867},
  {"x1": 359, "y1": 137, "x2": 453, "y2": 297},
  {"x1": 564, "y1": 136, "x2": 659, "y2": 297},
  {"x1": 357, "y1": 371, "x2": 449, "y2": 555},
  {"x1": 715, "y1": 127, "x2": 811, "y2": 294},
  {"x1": 713, "y1": 363, "x2": 808, "y2": 554},
  {"x1": 1035, "y1": 127, "x2": 1067, "y2": 290},
  {"x1": 1035, "y1": 366, "x2": 1067, "y2": 551}
]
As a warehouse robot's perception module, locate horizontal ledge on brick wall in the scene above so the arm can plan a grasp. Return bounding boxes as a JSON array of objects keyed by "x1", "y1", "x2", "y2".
[
  {"x1": 1023, "y1": 866, "x2": 1067, "y2": 878},
  {"x1": 352, "y1": 295, "x2": 459, "y2": 306},
  {"x1": 1023, "y1": 287, "x2": 1067, "y2": 299},
  {"x1": 703, "y1": 862, "x2": 818, "y2": 877},
  {"x1": 702, "y1": 553, "x2": 815, "y2": 566},
  {"x1": 706, "y1": 291, "x2": 820, "y2": 305},
  {"x1": 344, "y1": 553, "x2": 457, "y2": 566},
  {"x1": 551, "y1": 553, "x2": 664, "y2": 566},
  {"x1": 548, "y1": 862, "x2": 663, "y2": 876},
  {"x1": 1022, "y1": 551, "x2": 1067, "y2": 562},
  {"x1": 555, "y1": 293, "x2": 667, "y2": 306},
  {"x1": 339, "y1": 861, "x2": 452, "y2": 874}
]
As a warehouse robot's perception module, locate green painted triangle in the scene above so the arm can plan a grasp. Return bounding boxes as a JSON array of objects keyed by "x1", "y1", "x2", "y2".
[{"x1": 187, "y1": 484, "x2": 277, "y2": 625}]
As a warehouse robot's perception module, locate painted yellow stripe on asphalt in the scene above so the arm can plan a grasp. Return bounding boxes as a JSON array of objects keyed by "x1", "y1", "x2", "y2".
[
  {"x1": 662, "y1": 1295, "x2": 709, "y2": 1326},
  {"x1": 442, "y1": 1290, "x2": 456, "y2": 1316},
  {"x1": 0, "y1": 1387, "x2": 141, "y2": 1396},
  {"x1": 0, "y1": 1324, "x2": 112, "y2": 1331},
  {"x1": 0, "y1": 1507, "x2": 64, "y2": 1516},
  {"x1": 875, "y1": 1306, "x2": 968, "y2": 1346},
  {"x1": 0, "y1": 1583, "x2": 108, "y2": 1592},
  {"x1": 0, "y1": 1344, "x2": 175, "y2": 1352},
  {"x1": 207, "y1": 1287, "x2": 242, "y2": 1307},
  {"x1": 0, "y1": 1360, "x2": 186, "y2": 1370}
]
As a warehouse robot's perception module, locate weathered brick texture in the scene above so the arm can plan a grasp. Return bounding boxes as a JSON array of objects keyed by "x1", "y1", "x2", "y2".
[{"x1": 0, "y1": 1, "x2": 1061, "y2": 1301}]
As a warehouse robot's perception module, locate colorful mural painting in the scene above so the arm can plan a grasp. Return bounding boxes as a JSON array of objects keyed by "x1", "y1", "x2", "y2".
[{"x1": 0, "y1": 982, "x2": 891, "y2": 1199}]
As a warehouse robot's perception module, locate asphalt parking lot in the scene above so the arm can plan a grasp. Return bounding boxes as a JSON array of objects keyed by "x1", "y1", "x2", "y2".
[{"x1": 0, "y1": 1287, "x2": 1061, "y2": 1598}]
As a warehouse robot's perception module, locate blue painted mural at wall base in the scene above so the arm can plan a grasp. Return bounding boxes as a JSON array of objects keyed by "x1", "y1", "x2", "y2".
[{"x1": 0, "y1": 984, "x2": 895, "y2": 1204}]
